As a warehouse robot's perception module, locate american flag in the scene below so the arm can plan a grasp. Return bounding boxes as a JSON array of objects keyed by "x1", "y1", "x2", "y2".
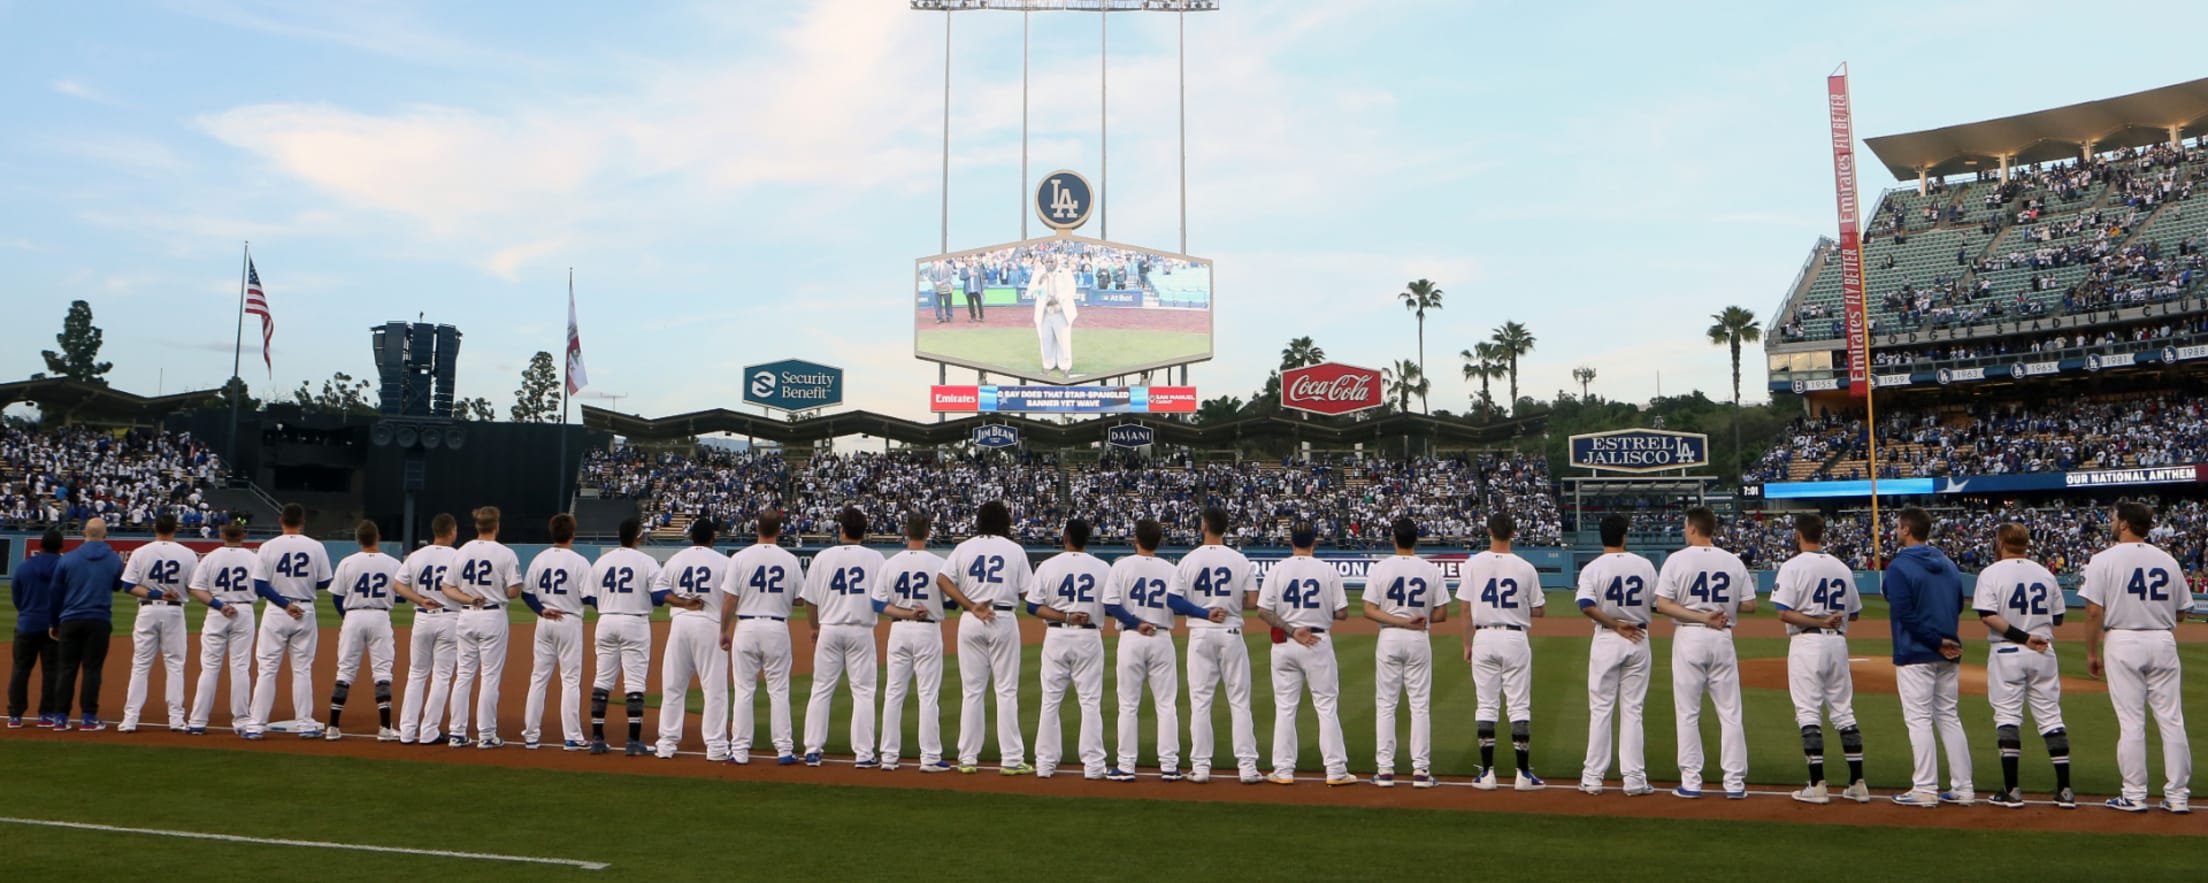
[
  {"x1": 244, "y1": 260, "x2": 272, "y2": 372},
  {"x1": 565, "y1": 286, "x2": 588, "y2": 395}
]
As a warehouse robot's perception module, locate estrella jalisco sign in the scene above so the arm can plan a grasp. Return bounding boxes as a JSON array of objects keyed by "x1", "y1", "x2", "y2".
[{"x1": 1568, "y1": 428, "x2": 1710, "y2": 473}]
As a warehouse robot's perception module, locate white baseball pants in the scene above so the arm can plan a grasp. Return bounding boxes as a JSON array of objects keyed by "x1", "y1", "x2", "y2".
[
  {"x1": 1895, "y1": 660, "x2": 1971, "y2": 795},
  {"x1": 1786, "y1": 633, "x2": 1856, "y2": 729},
  {"x1": 1986, "y1": 644, "x2": 2064, "y2": 733},
  {"x1": 399, "y1": 612, "x2": 457, "y2": 742},
  {"x1": 1186, "y1": 627, "x2": 1259, "y2": 775},
  {"x1": 956, "y1": 613, "x2": 1025, "y2": 767},
  {"x1": 1269, "y1": 633, "x2": 1346, "y2": 779},
  {"x1": 334, "y1": 609, "x2": 396, "y2": 686},
  {"x1": 122, "y1": 605, "x2": 186, "y2": 730},
  {"x1": 1035, "y1": 627, "x2": 1105, "y2": 776},
  {"x1": 188, "y1": 605, "x2": 255, "y2": 730},
  {"x1": 657, "y1": 617, "x2": 729, "y2": 760},
  {"x1": 247, "y1": 605, "x2": 317, "y2": 734},
  {"x1": 1671, "y1": 626, "x2": 1747, "y2": 793},
  {"x1": 730, "y1": 618, "x2": 795, "y2": 758},
  {"x1": 1470, "y1": 628, "x2": 1533, "y2": 723},
  {"x1": 1582, "y1": 628, "x2": 1650, "y2": 790},
  {"x1": 523, "y1": 615, "x2": 583, "y2": 745},
  {"x1": 1115, "y1": 629, "x2": 1179, "y2": 774},
  {"x1": 1373, "y1": 628, "x2": 1432, "y2": 775},
  {"x1": 592, "y1": 614, "x2": 652, "y2": 695},
  {"x1": 2104, "y1": 630, "x2": 2189, "y2": 803},
  {"x1": 881, "y1": 620, "x2": 945, "y2": 766},
  {"x1": 804, "y1": 624, "x2": 878, "y2": 762},
  {"x1": 449, "y1": 608, "x2": 509, "y2": 741}
]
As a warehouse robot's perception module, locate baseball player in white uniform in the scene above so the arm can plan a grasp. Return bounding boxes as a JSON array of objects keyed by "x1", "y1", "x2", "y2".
[
  {"x1": 718, "y1": 511, "x2": 803, "y2": 766},
  {"x1": 1032, "y1": 255, "x2": 1079, "y2": 377},
  {"x1": 1575, "y1": 515, "x2": 1656, "y2": 796},
  {"x1": 245, "y1": 503, "x2": 332, "y2": 740},
  {"x1": 1101, "y1": 517, "x2": 1180, "y2": 782},
  {"x1": 1653, "y1": 506, "x2": 1755, "y2": 798},
  {"x1": 394, "y1": 513, "x2": 460, "y2": 745},
  {"x1": 1254, "y1": 522, "x2": 1352, "y2": 786},
  {"x1": 324, "y1": 520, "x2": 401, "y2": 742},
  {"x1": 1458, "y1": 512, "x2": 1547, "y2": 791},
  {"x1": 655, "y1": 518, "x2": 732, "y2": 761},
  {"x1": 521, "y1": 513, "x2": 590, "y2": 751},
  {"x1": 586, "y1": 517, "x2": 661, "y2": 756},
  {"x1": 441, "y1": 506, "x2": 522, "y2": 749},
  {"x1": 185, "y1": 522, "x2": 259, "y2": 734},
  {"x1": 117, "y1": 513, "x2": 196, "y2": 733},
  {"x1": 937, "y1": 500, "x2": 1035, "y2": 775},
  {"x1": 2080, "y1": 502, "x2": 2193, "y2": 814},
  {"x1": 797, "y1": 508, "x2": 883, "y2": 768},
  {"x1": 1170, "y1": 506, "x2": 1262, "y2": 784},
  {"x1": 1972, "y1": 521, "x2": 2073, "y2": 809},
  {"x1": 874, "y1": 513, "x2": 949, "y2": 772},
  {"x1": 1027, "y1": 518, "x2": 1112, "y2": 780},
  {"x1": 1769, "y1": 513, "x2": 1868, "y2": 805},
  {"x1": 1363, "y1": 517, "x2": 1448, "y2": 789}
]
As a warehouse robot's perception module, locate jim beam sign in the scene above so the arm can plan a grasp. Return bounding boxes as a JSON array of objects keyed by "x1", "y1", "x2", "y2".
[
  {"x1": 1280, "y1": 362, "x2": 1385, "y2": 416},
  {"x1": 1568, "y1": 428, "x2": 1711, "y2": 474}
]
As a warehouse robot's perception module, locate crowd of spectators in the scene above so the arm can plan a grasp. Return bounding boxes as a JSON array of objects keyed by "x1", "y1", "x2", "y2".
[
  {"x1": 0, "y1": 427, "x2": 235, "y2": 533},
  {"x1": 581, "y1": 445, "x2": 787, "y2": 536},
  {"x1": 1746, "y1": 395, "x2": 2208, "y2": 483},
  {"x1": 1726, "y1": 498, "x2": 2208, "y2": 587},
  {"x1": 1864, "y1": 314, "x2": 2208, "y2": 368}
]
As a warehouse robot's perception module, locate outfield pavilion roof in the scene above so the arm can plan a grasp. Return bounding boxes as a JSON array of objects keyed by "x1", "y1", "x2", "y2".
[
  {"x1": 580, "y1": 405, "x2": 1543, "y2": 449},
  {"x1": 1864, "y1": 77, "x2": 2208, "y2": 181},
  {"x1": 0, "y1": 377, "x2": 222, "y2": 425}
]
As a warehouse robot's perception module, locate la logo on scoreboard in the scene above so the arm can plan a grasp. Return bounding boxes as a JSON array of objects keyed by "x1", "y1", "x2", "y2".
[{"x1": 1035, "y1": 171, "x2": 1094, "y2": 232}]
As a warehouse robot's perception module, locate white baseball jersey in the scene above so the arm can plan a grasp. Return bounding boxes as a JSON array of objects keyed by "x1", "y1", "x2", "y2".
[
  {"x1": 190, "y1": 546, "x2": 263, "y2": 605},
  {"x1": 1455, "y1": 550, "x2": 1545, "y2": 628},
  {"x1": 2078, "y1": 542, "x2": 2193, "y2": 629},
  {"x1": 330, "y1": 551, "x2": 402, "y2": 612},
  {"x1": 876, "y1": 549, "x2": 947, "y2": 620},
  {"x1": 1102, "y1": 554, "x2": 1177, "y2": 629},
  {"x1": 1655, "y1": 545, "x2": 1753, "y2": 624},
  {"x1": 396, "y1": 544, "x2": 458, "y2": 612},
  {"x1": 1972, "y1": 557, "x2": 2065, "y2": 640},
  {"x1": 1573, "y1": 551, "x2": 1657, "y2": 627},
  {"x1": 657, "y1": 546, "x2": 731, "y2": 622},
  {"x1": 1257, "y1": 556, "x2": 1347, "y2": 631},
  {"x1": 445, "y1": 539, "x2": 522, "y2": 606},
  {"x1": 942, "y1": 535, "x2": 1033, "y2": 610},
  {"x1": 586, "y1": 547, "x2": 662, "y2": 616},
  {"x1": 258, "y1": 533, "x2": 333, "y2": 603},
  {"x1": 1769, "y1": 551, "x2": 1861, "y2": 636},
  {"x1": 723, "y1": 542, "x2": 804, "y2": 619},
  {"x1": 524, "y1": 547, "x2": 591, "y2": 616},
  {"x1": 122, "y1": 540, "x2": 199, "y2": 600},
  {"x1": 801, "y1": 544, "x2": 884, "y2": 627},
  {"x1": 1029, "y1": 551, "x2": 1112, "y2": 623},
  {"x1": 1173, "y1": 544, "x2": 1254, "y2": 630},
  {"x1": 1363, "y1": 554, "x2": 1447, "y2": 623}
]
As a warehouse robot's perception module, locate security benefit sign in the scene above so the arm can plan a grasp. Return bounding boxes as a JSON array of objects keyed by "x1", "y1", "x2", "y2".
[
  {"x1": 744, "y1": 359, "x2": 844, "y2": 411},
  {"x1": 1568, "y1": 428, "x2": 1710, "y2": 473}
]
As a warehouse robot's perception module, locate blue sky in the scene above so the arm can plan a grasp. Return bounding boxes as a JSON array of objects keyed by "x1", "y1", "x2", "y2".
[{"x1": 8, "y1": 1, "x2": 2208, "y2": 421}]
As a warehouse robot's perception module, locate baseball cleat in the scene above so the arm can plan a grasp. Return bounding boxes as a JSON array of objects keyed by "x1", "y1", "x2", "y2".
[
  {"x1": 1671, "y1": 786, "x2": 1703, "y2": 800},
  {"x1": 78, "y1": 718, "x2": 106, "y2": 732},
  {"x1": 2160, "y1": 799, "x2": 2190, "y2": 815},
  {"x1": 803, "y1": 752, "x2": 824, "y2": 767},
  {"x1": 2104, "y1": 798, "x2": 2149, "y2": 813},
  {"x1": 563, "y1": 740, "x2": 589, "y2": 751},
  {"x1": 168, "y1": 725, "x2": 187, "y2": 733},
  {"x1": 919, "y1": 761, "x2": 954, "y2": 774},
  {"x1": 1000, "y1": 762, "x2": 1036, "y2": 777},
  {"x1": 1238, "y1": 772, "x2": 1266, "y2": 785},
  {"x1": 1725, "y1": 790, "x2": 1748, "y2": 800},
  {"x1": 1889, "y1": 791, "x2": 1939, "y2": 808},
  {"x1": 1106, "y1": 769, "x2": 1138, "y2": 783},
  {"x1": 730, "y1": 754, "x2": 751, "y2": 766},
  {"x1": 524, "y1": 740, "x2": 542, "y2": 750},
  {"x1": 879, "y1": 762, "x2": 899, "y2": 772},
  {"x1": 1623, "y1": 783, "x2": 1656, "y2": 797},
  {"x1": 2054, "y1": 788, "x2": 2076, "y2": 809},
  {"x1": 1985, "y1": 788, "x2": 2025, "y2": 809},
  {"x1": 36, "y1": 714, "x2": 59, "y2": 728},
  {"x1": 1841, "y1": 782, "x2": 1871, "y2": 804},
  {"x1": 240, "y1": 730, "x2": 264, "y2": 741},
  {"x1": 625, "y1": 742, "x2": 649, "y2": 757},
  {"x1": 1372, "y1": 773, "x2": 1396, "y2": 788},
  {"x1": 1265, "y1": 772, "x2": 1297, "y2": 785},
  {"x1": 854, "y1": 759, "x2": 879, "y2": 770},
  {"x1": 1413, "y1": 773, "x2": 1438, "y2": 790},
  {"x1": 956, "y1": 764, "x2": 979, "y2": 774},
  {"x1": 477, "y1": 736, "x2": 504, "y2": 750},
  {"x1": 1578, "y1": 782, "x2": 1604, "y2": 796},
  {"x1": 116, "y1": 725, "x2": 138, "y2": 735},
  {"x1": 1793, "y1": 783, "x2": 1831, "y2": 805},
  {"x1": 185, "y1": 727, "x2": 207, "y2": 736},
  {"x1": 52, "y1": 718, "x2": 74, "y2": 732},
  {"x1": 295, "y1": 726, "x2": 322, "y2": 740},
  {"x1": 5, "y1": 717, "x2": 22, "y2": 729},
  {"x1": 1326, "y1": 774, "x2": 1359, "y2": 787},
  {"x1": 589, "y1": 740, "x2": 609, "y2": 755},
  {"x1": 1938, "y1": 791, "x2": 1975, "y2": 807},
  {"x1": 1514, "y1": 771, "x2": 1545, "y2": 792},
  {"x1": 325, "y1": 729, "x2": 344, "y2": 742},
  {"x1": 1471, "y1": 768, "x2": 1498, "y2": 791},
  {"x1": 1184, "y1": 768, "x2": 1208, "y2": 784},
  {"x1": 377, "y1": 728, "x2": 401, "y2": 743},
  {"x1": 777, "y1": 754, "x2": 799, "y2": 766},
  {"x1": 1160, "y1": 770, "x2": 1184, "y2": 782}
]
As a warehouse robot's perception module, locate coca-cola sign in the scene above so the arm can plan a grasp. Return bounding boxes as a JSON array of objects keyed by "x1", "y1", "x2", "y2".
[{"x1": 1281, "y1": 362, "x2": 1384, "y2": 416}]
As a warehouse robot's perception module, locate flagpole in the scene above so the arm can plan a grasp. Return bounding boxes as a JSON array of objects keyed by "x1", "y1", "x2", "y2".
[
  {"x1": 225, "y1": 241, "x2": 248, "y2": 482},
  {"x1": 559, "y1": 268, "x2": 571, "y2": 516}
]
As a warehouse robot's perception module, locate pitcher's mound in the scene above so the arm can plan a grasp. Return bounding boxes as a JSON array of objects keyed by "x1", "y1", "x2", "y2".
[{"x1": 1739, "y1": 656, "x2": 2105, "y2": 695}]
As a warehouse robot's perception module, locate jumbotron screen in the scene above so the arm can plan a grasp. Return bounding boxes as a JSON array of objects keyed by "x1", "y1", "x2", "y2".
[{"x1": 914, "y1": 235, "x2": 1213, "y2": 383}]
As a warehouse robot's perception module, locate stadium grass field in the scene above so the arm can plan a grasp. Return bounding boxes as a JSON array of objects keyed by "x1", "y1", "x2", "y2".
[{"x1": 916, "y1": 327, "x2": 1208, "y2": 378}]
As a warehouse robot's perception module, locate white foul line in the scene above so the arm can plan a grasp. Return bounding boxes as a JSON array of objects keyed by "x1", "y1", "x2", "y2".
[{"x1": 0, "y1": 817, "x2": 609, "y2": 871}]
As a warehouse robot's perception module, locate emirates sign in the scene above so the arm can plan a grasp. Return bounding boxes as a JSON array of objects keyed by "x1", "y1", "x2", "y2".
[{"x1": 1281, "y1": 362, "x2": 1384, "y2": 416}]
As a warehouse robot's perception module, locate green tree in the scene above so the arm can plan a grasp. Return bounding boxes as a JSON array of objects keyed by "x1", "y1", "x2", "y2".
[
  {"x1": 41, "y1": 299, "x2": 113, "y2": 385},
  {"x1": 1572, "y1": 365, "x2": 1597, "y2": 401},
  {"x1": 1197, "y1": 395, "x2": 1246, "y2": 425},
  {"x1": 454, "y1": 397, "x2": 497, "y2": 422},
  {"x1": 511, "y1": 351, "x2": 560, "y2": 423},
  {"x1": 291, "y1": 371, "x2": 375, "y2": 415},
  {"x1": 1489, "y1": 321, "x2": 1536, "y2": 417},
  {"x1": 1708, "y1": 305, "x2": 1763, "y2": 480},
  {"x1": 214, "y1": 376, "x2": 259, "y2": 413},
  {"x1": 1279, "y1": 336, "x2": 1326, "y2": 371},
  {"x1": 1382, "y1": 359, "x2": 1428, "y2": 414},
  {"x1": 1397, "y1": 279, "x2": 1443, "y2": 413},
  {"x1": 1460, "y1": 343, "x2": 1505, "y2": 419}
]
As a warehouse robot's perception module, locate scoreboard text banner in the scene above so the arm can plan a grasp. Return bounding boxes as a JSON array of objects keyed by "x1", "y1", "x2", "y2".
[{"x1": 930, "y1": 385, "x2": 1197, "y2": 414}]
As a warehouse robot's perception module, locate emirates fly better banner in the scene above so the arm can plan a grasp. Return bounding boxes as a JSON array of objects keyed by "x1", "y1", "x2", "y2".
[{"x1": 1827, "y1": 68, "x2": 1870, "y2": 398}]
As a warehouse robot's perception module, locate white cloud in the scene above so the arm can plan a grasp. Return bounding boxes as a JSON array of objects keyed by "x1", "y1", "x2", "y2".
[{"x1": 50, "y1": 79, "x2": 118, "y2": 105}]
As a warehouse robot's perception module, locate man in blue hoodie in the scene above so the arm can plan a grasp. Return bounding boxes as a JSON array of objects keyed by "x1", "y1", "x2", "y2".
[
  {"x1": 1883, "y1": 506, "x2": 1972, "y2": 808},
  {"x1": 52, "y1": 518, "x2": 125, "y2": 731},
  {"x1": 8, "y1": 529, "x2": 66, "y2": 728}
]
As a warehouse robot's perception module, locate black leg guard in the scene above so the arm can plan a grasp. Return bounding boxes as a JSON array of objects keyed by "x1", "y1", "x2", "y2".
[
  {"x1": 1996, "y1": 724, "x2": 2022, "y2": 754},
  {"x1": 373, "y1": 681, "x2": 392, "y2": 707},
  {"x1": 1510, "y1": 720, "x2": 1532, "y2": 774},
  {"x1": 1800, "y1": 724, "x2": 1825, "y2": 757},
  {"x1": 1838, "y1": 726, "x2": 1864, "y2": 783},
  {"x1": 625, "y1": 692, "x2": 645, "y2": 719},
  {"x1": 2042, "y1": 728, "x2": 2069, "y2": 759},
  {"x1": 591, "y1": 688, "x2": 610, "y2": 724},
  {"x1": 330, "y1": 681, "x2": 351, "y2": 710},
  {"x1": 1477, "y1": 720, "x2": 1497, "y2": 771}
]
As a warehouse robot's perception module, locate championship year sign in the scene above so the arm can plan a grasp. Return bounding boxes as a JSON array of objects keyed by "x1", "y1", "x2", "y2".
[{"x1": 1568, "y1": 428, "x2": 1710, "y2": 473}]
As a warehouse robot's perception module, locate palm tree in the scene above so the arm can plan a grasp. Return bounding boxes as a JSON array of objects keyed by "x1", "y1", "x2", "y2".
[
  {"x1": 1279, "y1": 336, "x2": 1326, "y2": 372},
  {"x1": 1572, "y1": 365, "x2": 1597, "y2": 401},
  {"x1": 1397, "y1": 279, "x2": 1443, "y2": 413},
  {"x1": 1489, "y1": 321, "x2": 1536, "y2": 417},
  {"x1": 1382, "y1": 360, "x2": 1428, "y2": 414},
  {"x1": 1708, "y1": 306, "x2": 1762, "y2": 478},
  {"x1": 1460, "y1": 343, "x2": 1503, "y2": 418},
  {"x1": 1197, "y1": 394, "x2": 1246, "y2": 425}
]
